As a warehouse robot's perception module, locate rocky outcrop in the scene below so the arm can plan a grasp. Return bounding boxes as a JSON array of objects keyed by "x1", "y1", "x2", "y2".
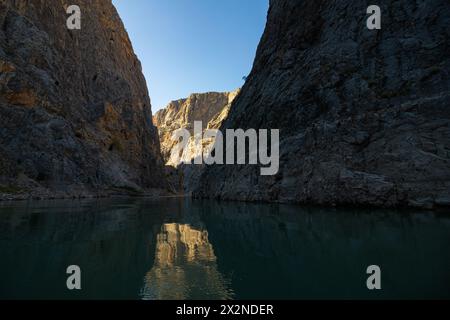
[
  {"x1": 195, "y1": 0, "x2": 450, "y2": 209},
  {"x1": 154, "y1": 90, "x2": 239, "y2": 164},
  {"x1": 0, "y1": 0, "x2": 166, "y2": 199},
  {"x1": 153, "y1": 90, "x2": 239, "y2": 192}
]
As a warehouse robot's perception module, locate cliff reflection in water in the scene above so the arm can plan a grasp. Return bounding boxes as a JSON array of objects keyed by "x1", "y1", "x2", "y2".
[
  {"x1": 0, "y1": 198, "x2": 449, "y2": 299},
  {"x1": 141, "y1": 223, "x2": 233, "y2": 300}
]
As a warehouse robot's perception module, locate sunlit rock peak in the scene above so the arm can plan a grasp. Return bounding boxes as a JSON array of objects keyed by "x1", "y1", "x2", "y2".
[{"x1": 153, "y1": 89, "x2": 240, "y2": 166}]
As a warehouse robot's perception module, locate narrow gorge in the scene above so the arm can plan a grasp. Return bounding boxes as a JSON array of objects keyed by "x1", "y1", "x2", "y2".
[
  {"x1": 1, "y1": 0, "x2": 449, "y2": 209},
  {"x1": 1, "y1": 0, "x2": 450, "y2": 302}
]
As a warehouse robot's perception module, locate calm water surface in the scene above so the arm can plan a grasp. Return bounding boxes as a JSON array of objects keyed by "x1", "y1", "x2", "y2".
[{"x1": 0, "y1": 198, "x2": 449, "y2": 299}]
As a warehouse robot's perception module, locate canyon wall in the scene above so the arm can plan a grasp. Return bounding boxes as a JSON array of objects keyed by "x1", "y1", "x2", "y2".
[
  {"x1": 0, "y1": 0, "x2": 165, "y2": 199},
  {"x1": 195, "y1": 0, "x2": 450, "y2": 209},
  {"x1": 154, "y1": 90, "x2": 239, "y2": 192},
  {"x1": 154, "y1": 90, "x2": 239, "y2": 164}
]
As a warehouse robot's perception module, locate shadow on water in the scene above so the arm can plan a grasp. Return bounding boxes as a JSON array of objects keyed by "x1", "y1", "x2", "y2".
[{"x1": 0, "y1": 198, "x2": 449, "y2": 299}]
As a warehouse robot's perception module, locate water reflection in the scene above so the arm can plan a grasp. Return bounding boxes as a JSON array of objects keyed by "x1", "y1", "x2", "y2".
[
  {"x1": 141, "y1": 223, "x2": 233, "y2": 300},
  {"x1": 0, "y1": 198, "x2": 449, "y2": 299}
]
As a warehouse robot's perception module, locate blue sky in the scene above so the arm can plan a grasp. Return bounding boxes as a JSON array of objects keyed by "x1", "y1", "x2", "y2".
[{"x1": 112, "y1": 0, "x2": 268, "y2": 112}]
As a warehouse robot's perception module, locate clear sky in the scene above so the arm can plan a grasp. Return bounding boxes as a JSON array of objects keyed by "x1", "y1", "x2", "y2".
[{"x1": 112, "y1": 0, "x2": 268, "y2": 112}]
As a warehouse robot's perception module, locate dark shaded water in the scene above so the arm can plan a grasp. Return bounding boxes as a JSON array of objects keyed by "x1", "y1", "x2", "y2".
[{"x1": 0, "y1": 198, "x2": 449, "y2": 300}]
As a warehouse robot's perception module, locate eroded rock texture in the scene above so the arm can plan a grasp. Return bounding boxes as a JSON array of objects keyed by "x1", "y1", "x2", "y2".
[
  {"x1": 154, "y1": 90, "x2": 239, "y2": 164},
  {"x1": 153, "y1": 90, "x2": 239, "y2": 192},
  {"x1": 0, "y1": 0, "x2": 165, "y2": 198},
  {"x1": 195, "y1": 0, "x2": 450, "y2": 208}
]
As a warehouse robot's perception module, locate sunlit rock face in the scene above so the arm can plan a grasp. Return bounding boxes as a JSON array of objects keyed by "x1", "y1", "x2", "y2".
[
  {"x1": 140, "y1": 223, "x2": 233, "y2": 300},
  {"x1": 153, "y1": 90, "x2": 239, "y2": 192},
  {"x1": 195, "y1": 0, "x2": 450, "y2": 208},
  {"x1": 0, "y1": 0, "x2": 165, "y2": 199},
  {"x1": 154, "y1": 90, "x2": 240, "y2": 165}
]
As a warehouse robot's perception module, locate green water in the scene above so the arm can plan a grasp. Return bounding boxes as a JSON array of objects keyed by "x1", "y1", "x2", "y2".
[{"x1": 0, "y1": 198, "x2": 449, "y2": 300}]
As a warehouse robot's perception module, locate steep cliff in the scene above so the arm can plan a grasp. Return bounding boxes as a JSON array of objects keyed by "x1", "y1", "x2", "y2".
[
  {"x1": 0, "y1": 0, "x2": 165, "y2": 199},
  {"x1": 154, "y1": 90, "x2": 239, "y2": 164},
  {"x1": 153, "y1": 90, "x2": 239, "y2": 192},
  {"x1": 195, "y1": 0, "x2": 450, "y2": 209}
]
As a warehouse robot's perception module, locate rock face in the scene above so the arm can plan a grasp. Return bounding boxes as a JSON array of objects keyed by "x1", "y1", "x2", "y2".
[
  {"x1": 154, "y1": 90, "x2": 239, "y2": 164},
  {"x1": 153, "y1": 90, "x2": 239, "y2": 192},
  {"x1": 195, "y1": 0, "x2": 450, "y2": 209},
  {"x1": 0, "y1": 0, "x2": 165, "y2": 198}
]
